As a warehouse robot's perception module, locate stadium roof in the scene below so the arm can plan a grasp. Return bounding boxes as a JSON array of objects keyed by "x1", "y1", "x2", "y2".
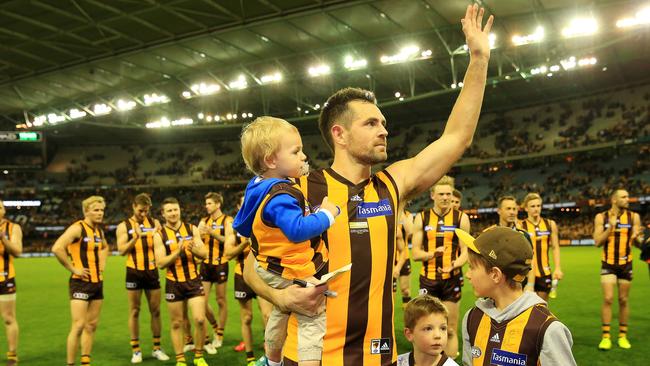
[{"x1": 1, "y1": 0, "x2": 649, "y2": 141}]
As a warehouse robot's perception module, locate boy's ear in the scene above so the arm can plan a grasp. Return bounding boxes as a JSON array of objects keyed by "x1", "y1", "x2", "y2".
[
  {"x1": 264, "y1": 153, "x2": 277, "y2": 170},
  {"x1": 404, "y1": 327, "x2": 414, "y2": 342},
  {"x1": 489, "y1": 266, "x2": 504, "y2": 284}
]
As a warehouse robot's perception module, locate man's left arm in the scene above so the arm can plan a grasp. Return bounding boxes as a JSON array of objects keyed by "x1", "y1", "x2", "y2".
[
  {"x1": 387, "y1": 5, "x2": 493, "y2": 200},
  {"x1": 631, "y1": 213, "x2": 643, "y2": 248},
  {"x1": 551, "y1": 220, "x2": 563, "y2": 280}
]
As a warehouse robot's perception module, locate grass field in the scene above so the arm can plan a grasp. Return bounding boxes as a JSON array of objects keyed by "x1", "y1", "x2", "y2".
[{"x1": 3, "y1": 246, "x2": 649, "y2": 365}]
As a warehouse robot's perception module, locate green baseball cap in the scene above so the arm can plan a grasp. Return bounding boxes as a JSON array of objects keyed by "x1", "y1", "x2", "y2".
[{"x1": 455, "y1": 227, "x2": 533, "y2": 282}]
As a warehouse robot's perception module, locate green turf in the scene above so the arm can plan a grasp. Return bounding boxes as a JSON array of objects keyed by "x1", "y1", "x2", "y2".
[{"x1": 3, "y1": 246, "x2": 649, "y2": 365}]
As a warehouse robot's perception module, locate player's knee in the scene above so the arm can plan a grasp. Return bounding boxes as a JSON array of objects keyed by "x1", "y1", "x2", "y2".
[
  {"x1": 217, "y1": 297, "x2": 227, "y2": 308},
  {"x1": 241, "y1": 312, "x2": 252, "y2": 326},
  {"x1": 130, "y1": 306, "x2": 141, "y2": 318},
  {"x1": 603, "y1": 295, "x2": 614, "y2": 305},
  {"x1": 3, "y1": 317, "x2": 14, "y2": 327},
  {"x1": 171, "y1": 319, "x2": 183, "y2": 330},
  {"x1": 84, "y1": 321, "x2": 98, "y2": 333},
  {"x1": 618, "y1": 296, "x2": 629, "y2": 306},
  {"x1": 150, "y1": 307, "x2": 160, "y2": 319}
]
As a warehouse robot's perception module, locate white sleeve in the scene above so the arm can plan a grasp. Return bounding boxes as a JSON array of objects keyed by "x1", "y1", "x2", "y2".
[
  {"x1": 461, "y1": 310, "x2": 472, "y2": 366},
  {"x1": 539, "y1": 321, "x2": 577, "y2": 366}
]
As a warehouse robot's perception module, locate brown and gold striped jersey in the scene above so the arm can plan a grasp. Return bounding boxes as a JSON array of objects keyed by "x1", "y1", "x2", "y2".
[
  {"x1": 521, "y1": 218, "x2": 554, "y2": 277},
  {"x1": 160, "y1": 222, "x2": 200, "y2": 282},
  {"x1": 0, "y1": 220, "x2": 16, "y2": 282},
  {"x1": 284, "y1": 168, "x2": 400, "y2": 366},
  {"x1": 123, "y1": 216, "x2": 157, "y2": 271},
  {"x1": 601, "y1": 210, "x2": 635, "y2": 265},
  {"x1": 200, "y1": 214, "x2": 232, "y2": 266},
  {"x1": 419, "y1": 208, "x2": 463, "y2": 280},
  {"x1": 67, "y1": 220, "x2": 105, "y2": 283},
  {"x1": 466, "y1": 304, "x2": 557, "y2": 366}
]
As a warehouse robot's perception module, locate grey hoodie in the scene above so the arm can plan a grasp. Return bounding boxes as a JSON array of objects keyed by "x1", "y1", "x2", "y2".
[{"x1": 461, "y1": 292, "x2": 576, "y2": 366}]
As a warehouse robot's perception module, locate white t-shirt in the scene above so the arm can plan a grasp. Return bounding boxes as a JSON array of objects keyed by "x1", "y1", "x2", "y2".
[{"x1": 397, "y1": 352, "x2": 459, "y2": 366}]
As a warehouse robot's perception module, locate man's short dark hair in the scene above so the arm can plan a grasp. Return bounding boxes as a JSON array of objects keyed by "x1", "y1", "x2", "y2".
[
  {"x1": 318, "y1": 87, "x2": 377, "y2": 151},
  {"x1": 162, "y1": 197, "x2": 179, "y2": 207},
  {"x1": 497, "y1": 195, "x2": 517, "y2": 208},
  {"x1": 452, "y1": 189, "x2": 463, "y2": 200}
]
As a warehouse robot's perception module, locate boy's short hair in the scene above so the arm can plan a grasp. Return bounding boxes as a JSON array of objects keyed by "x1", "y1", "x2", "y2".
[
  {"x1": 241, "y1": 117, "x2": 299, "y2": 176},
  {"x1": 452, "y1": 189, "x2": 463, "y2": 200},
  {"x1": 522, "y1": 193, "x2": 542, "y2": 208},
  {"x1": 204, "y1": 192, "x2": 223, "y2": 205},
  {"x1": 82, "y1": 196, "x2": 105, "y2": 213},
  {"x1": 133, "y1": 193, "x2": 152, "y2": 207},
  {"x1": 430, "y1": 175, "x2": 455, "y2": 193},
  {"x1": 457, "y1": 227, "x2": 533, "y2": 283},
  {"x1": 404, "y1": 294, "x2": 448, "y2": 330}
]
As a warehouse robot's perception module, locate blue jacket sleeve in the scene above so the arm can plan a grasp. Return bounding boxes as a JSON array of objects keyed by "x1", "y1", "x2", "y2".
[{"x1": 262, "y1": 193, "x2": 332, "y2": 243}]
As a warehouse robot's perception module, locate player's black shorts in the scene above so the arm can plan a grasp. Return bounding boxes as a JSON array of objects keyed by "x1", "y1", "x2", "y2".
[
  {"x1": 234, "y1": 273, "x2": 256, "y2": 300},
  {"x1": 200, "y1": 263, "x2": 228, "y2": 284},
  {"x1": 165, "y1": 278, "x2": 204, "y2": 302},
  {"x1": 419, "y1": 272, "x2": 463, "y2": 303},
  {"x1": 0, "y1": 278, "x2": 16, "y2": 295},
  {"x1": 534, "y1": 274, "x2": 552, "y2": 293},
  {"x1": 126, "y1": 267, "x2": 160, "y2": 290},
  {"x1": 601, "y1": 261, "x2": 633, "y2": 281},
  {"x1": 399, "y1": 259, "x2": 412, "y2": 276},
  {"x1": 69, "y1": 278, "x2": 104, "y2": 301}
]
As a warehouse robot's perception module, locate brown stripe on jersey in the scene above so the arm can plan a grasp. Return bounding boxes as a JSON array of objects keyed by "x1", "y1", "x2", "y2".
[
  {"x1": 518, "y1": 304, "x2": 556, "y2": 356},
  {"x1": 422, "y1": 211, "x2": 431, "y2": 279},
  {"x1": 177, "y1": 223, "x2": 191, "y2": 281},
  {"x1": 266, "y1": 255, "x2": 285, "y2": 276},
  {"x1": 94, "y1": 228, "x2": 102, "y2": 282},
  {"x1": 433, "y1": 211, "x2": 444, "y2": 279}
]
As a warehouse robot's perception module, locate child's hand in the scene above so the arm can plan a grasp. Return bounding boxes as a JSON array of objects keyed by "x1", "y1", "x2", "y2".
[{"x1": 319, "y1": 196, "x2": 341, "y2": 218}]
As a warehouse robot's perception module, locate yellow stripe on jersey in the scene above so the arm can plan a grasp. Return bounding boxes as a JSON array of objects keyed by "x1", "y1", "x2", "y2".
[
  {"x1": 471, "y1": 314, "x2": 492, "y2": 366},
  {"x1": 160, "y1": 222, "x2": 199, "y2": 282},
  {"x1": 0, "y1": 221, "x2": 15, "y2": 282}
]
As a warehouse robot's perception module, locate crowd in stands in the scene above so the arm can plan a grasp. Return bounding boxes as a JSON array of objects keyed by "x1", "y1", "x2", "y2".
[{"x1": 2, "y1": 85, "x2": 649, "y2": 251}]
